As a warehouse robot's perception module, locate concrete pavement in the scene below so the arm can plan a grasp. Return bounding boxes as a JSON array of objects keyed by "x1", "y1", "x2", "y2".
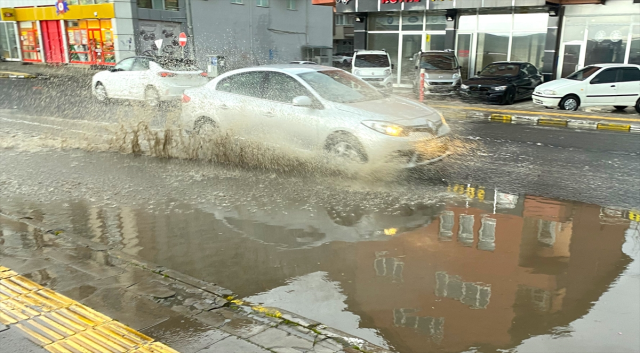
[{"x1": 0, "y1": 211, "x2": 390, "y2": 353}]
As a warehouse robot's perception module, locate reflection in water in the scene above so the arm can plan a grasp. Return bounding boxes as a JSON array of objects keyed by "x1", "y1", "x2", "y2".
[{"x1": 0, "y1": 186, "x2": 637, "y2": 353}]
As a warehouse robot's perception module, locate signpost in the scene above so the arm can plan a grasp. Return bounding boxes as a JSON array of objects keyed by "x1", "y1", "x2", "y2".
[{"x1": 178, "y1": 32, "x2": 187, "y2": 59}]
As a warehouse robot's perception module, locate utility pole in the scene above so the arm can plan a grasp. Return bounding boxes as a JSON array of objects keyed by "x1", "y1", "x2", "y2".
[{"x1": 185, "y1": 0, "x2": 194, "y2": 59}]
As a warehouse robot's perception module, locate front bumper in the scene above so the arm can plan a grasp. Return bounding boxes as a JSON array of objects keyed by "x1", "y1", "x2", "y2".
[
  {"x1": 532, "y1": 94, "x2": 562, "y2": 107},
  {"x1": 459, "y1": 88, "x2": 506, "y2": 103},
  {"x1": 360, "y1": 75, "x2": 394, "y2": 88},
  {"x1": 423, "y1": 80, "x2": 459, "y2": 95}
]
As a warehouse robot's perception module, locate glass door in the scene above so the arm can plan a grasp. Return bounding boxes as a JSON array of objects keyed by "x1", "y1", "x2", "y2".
[
  {"x1": 400, "y1": 34, "x2": 422, "y2": 86},
  {"x1": 558, "y1": 42, "x2": 584, "y2": 79},
  {"x1": 456, "y1": 33, "x2": 472, "y2": 79}
]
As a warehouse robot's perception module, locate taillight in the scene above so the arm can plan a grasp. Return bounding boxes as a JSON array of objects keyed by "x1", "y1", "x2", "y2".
[
  {"x1": 159, "y1": 72, "x2": 176, "y2": 78},
  {"x1": 200, "y1": 72, "x2": 208, "y2": 77},
  {"x1": 182, "y1": 94, "x2": 191, "y2": 103}
]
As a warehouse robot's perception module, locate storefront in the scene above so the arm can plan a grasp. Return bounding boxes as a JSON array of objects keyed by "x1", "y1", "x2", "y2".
[
  {"x1": 557, "y1": 1, "x2": 640, "y2": 79},
  {"x1": 5, "y1": 3, "x2": 115, "y2": 65},
  {"x1": 0, "y1": 9, "x2": 21, "y2": 61},
  {"x1": 335, "y1": 0, "x2": 552, "y2": 86}
]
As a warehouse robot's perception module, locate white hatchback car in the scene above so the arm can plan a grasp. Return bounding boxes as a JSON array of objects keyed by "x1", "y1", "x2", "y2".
[
  {"x1": 181, "y1": 65, "x2": 451, "y2": 168},
  {"x1": 92, "y1": 56, "x2": 209, "y2": 106},
  {"x1": 532, "y1": 64, "x2": 640, "y2": 113}
]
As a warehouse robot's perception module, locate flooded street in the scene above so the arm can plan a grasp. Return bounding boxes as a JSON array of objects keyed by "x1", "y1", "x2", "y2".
[{"x1": 1, "y1": 145, "x2": 638, "y2": 352}]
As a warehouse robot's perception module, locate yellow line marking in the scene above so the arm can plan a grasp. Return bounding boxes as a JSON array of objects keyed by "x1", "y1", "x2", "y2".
[
  {"x1": 0, "y1": 267, "x2": 176, "y2": 352},
  {"x1": 432, "y1": 104, "x2": 640, "y2": 123},
  {"x1": 597, "y1": 123, "x2": 631, "y2": 131}
]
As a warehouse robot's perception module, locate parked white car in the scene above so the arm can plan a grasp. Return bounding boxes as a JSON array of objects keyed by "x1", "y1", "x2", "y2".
[
  {"x1": 532, "y1": 64, "x2": 640, "y2": 113},
  {"x1": 181, "y1": 65, "x2": 451, "y2": 168},
  {"x1": 351, "y1": 50, "x2": 395, "y2": 92},
  {"x1": 92, "y1": 56, "x2": 209, "y2": 106}
]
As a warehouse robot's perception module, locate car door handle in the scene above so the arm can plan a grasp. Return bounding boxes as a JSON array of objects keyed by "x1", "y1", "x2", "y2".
[{"x1": 610, "y1": 85, "x2": 615, "y2": 87}]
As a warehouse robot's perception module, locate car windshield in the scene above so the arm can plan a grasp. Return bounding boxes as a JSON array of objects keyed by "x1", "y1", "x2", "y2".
[
  {"x1": 479, "y1": 63, "x2": 521, "y2": 77},
  {"x1": 155, "y1": 58, "x2": 201, "y2": 71},
  {"x1": 353, "y1": 54, "x2": 390, "y2": 68},
  {"x1": 566, "y1": 66, "x2": 601, "y2": 81},
  {"x1": 298, "y1": 70, "x2": 384, "y2": 104},
  {"x1": 420, "y1": 54, "x2": 458, "y2": 70}
]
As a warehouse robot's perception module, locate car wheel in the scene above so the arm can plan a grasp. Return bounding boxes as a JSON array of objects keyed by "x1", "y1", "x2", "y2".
[
  {"x1": 325, "y1": 133, "x2": 367, "y2": 164},
  {"x1": 145, "y1": 87, "x2": 160, "y2": 107},
  {"x1": 559, "y1": 95, "x2": 580, "y2": 111},
  {"x1": 613, "y1": 106, "x2": 628, "y2": 111},
  {"x1": 502, "y1": 88, "x2": 515, "y2": 105},
  {"x1": 635, "y1": 99, "x2": 640, "y2": 114},
  {"x1": 94, "y1": 82, "x2": 109, "y2": 103},
  {"x1": 194, "y1": 117, "x2": 218, "y2": 135}
]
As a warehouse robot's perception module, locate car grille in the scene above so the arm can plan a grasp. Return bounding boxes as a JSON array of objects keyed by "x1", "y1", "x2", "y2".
[
  {"x1": 362, "y1": 78, "x2": 384, "y2": 82},
  {"x1": 469, "y1": 86, "x2": 490, "y2": 92},
  {"x1": 534, "y1": 99, "x2": 544, "y2": 104},
  {"x1": 408, "y1": 120, "x2": 443, "y2": 135},
  {"x1": 427, "y1": 81, "x2": 452, "y2": 86}
]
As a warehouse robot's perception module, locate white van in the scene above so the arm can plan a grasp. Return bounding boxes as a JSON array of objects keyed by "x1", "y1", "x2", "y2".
[{"x1": 351, "y1": 50, "x2": 394, "y2": 92}]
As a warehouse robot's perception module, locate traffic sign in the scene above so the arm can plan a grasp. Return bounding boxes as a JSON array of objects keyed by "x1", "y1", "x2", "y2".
[{"x1": 178, "y1": 32, "x2": 187, "y2": 47}]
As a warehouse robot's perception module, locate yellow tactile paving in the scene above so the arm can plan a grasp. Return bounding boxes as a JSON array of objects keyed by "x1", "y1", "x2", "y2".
[{"x1": 0, "y1": 265, "x2": 180, "y2": 353}]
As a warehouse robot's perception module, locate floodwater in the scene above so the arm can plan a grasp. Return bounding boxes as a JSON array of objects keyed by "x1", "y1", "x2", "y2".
[{"x1": 0, "y1": 151, "x2": 638, "y2": 352}]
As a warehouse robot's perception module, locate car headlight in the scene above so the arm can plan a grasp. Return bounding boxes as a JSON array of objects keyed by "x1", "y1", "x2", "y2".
[
  {"x1": 362, "y1": 121, "x2": 407, "y2": 137},
  {"x1": 492, "y1": 85, "x2": 508, "y2": 91},
  {"x1": 460, "y1": 84, "x2": 469, "y2": 90},
  {"x1": 354, "y1": 69, "x2": 362, "y2": 76},
  {"x1": 452, "y1": 73, "x2": 460, "y2": 80},
  {"x1": 542, "y1": 89, "x2": 557, "y2": 95},
  {"x1": 384, "y1": 69, "x2": 391, "y2": 76}
]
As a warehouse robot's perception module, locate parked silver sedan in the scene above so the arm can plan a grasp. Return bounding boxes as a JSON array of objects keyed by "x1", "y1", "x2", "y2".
[{"x1": 180, "y1": 65, "x2": 451, "y2": 168}]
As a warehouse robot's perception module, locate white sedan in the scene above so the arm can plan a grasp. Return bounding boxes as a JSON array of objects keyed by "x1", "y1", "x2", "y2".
[
  {"x1": 181, "y1": 65, "x2": 451, "y2": 168},
  {"x1": 532, "y1": 64, "x2": 640, "y2": 113},
  {"x1": 92, "y1": 56, "x2": 209, "y2": 106}
]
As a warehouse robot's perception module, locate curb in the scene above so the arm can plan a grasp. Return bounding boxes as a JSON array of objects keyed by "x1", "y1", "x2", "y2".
[
  {"x1": 0, "y1": 71, "x2": 48, "y2": 79},
  {"x1": 469, "y1": 112, "x2": 640, "y2": 133}
]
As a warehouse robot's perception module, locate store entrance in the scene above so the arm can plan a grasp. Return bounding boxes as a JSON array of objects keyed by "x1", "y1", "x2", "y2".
[
  {"x1": 400, "y1": 34, "x2": 422, "y2": 86},
  {"x1": 19, "y1": 23, "x2": 40, "y2": 62},
  {"x1": 558, "y1": 42, "x2": 584, "y2": 79},
  {"x1": 42, "y1": 20, "x2": 64, "y2": 63}
]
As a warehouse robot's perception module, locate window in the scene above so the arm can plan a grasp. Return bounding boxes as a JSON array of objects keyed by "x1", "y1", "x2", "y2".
[
  {"x1": 263, "y1": 73, "x2": 309, "y2": 103},
  {"x1": 114, "y1": 58, "x2": 136, "y2": 71},
  {"x1": 131, "y1": 58, "x2": 150, "y2": 71},
  {"x1": 256, "y1": 0, "x2": 269, "y2": 7},
  {"x1": 164, "y1": 0, "x2": 179, "y2": 11},
  {"x1": 566, "y1": 66, "x2": 600, "y2": 81},
  {"x1": 298, "y1": 70, "x2": 383, "y2": 104},
  {"x1": 618, "y1": 68, "x2": 640, "y2": 82},
  {"x1": 216, "y1": 72, "x2": 265, "y2": 98},
  {"x1": 590, "y1": 68, "x2": 618, "y2": 84},
  {"x1": 524, "y1": 64, "x2": 539, "y2": 76},
  {"x1": 286, "y1": 0, "x2": 296, "y2": 10},
  {"x1": 335, "y1": 15, "x2": 353, "y2": 26},
  {"x1": 231, "y1": 0, "x2": 243, "y2": 4},
  {"x1": 137, "y1": 0, "x2": 152, "y2": 8}
]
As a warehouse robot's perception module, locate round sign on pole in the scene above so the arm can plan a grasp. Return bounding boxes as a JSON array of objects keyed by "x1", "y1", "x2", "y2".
[{"x1": 178, "y1": 32, "x2": 187, "y2": 47}]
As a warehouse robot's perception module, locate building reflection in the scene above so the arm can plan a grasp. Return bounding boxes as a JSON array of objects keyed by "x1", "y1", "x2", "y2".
[{"x1": 2, "y1": 184, "x2": 633, "y2": 353}]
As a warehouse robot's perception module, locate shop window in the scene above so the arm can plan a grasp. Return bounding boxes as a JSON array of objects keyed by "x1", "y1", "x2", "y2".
[
  {"x1": 0, "y1": 22, "x2": 20, "y2": 60},
  {"x1": 369, "y1": 13, "x2": 399, "y2": 31},
  {"x1": 425, "y1": 15, "x2": 446, "y2": 31},
  {"x1": 584, "y1": 19, "x2": 629, "y2": 66},
  {"x1": 67, "y1": 0, "x2": 80, "y2": 4},
  {"x1": 231, "y1": 0, "x2": 244, "y2": 4},
  {"x1": 458, "y1": 15, "x2": 477, "y2": 31},
  {"x1": 18, "y1": 22, "x2": 41, "y2": 62},
  {"x1": 513, "y1": 13, "x2": 548, "y2": 32},
  {"x1": 475, "y1": 32, "x2": 509, "y2": 73},
  {"x1": 511, "y1": 32, "x2": 546, "y2": 70},
  {"x1": 287, "y1": 0, "x2": 296, "y2": 10},
  {"x1": 402, "y1": 13, "x2": 423, "y2": 31},
  {"x1": 478, "y1": 14, "x2": 512, "y2": 33},
  {"x1": 630, "y1": 25, "x2": 640, "y2": 65},
  {"x1": 335, "y1": 15, "x2": 354, "y2": 26}
]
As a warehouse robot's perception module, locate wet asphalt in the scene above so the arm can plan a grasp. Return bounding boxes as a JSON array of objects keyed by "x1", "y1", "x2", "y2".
[{"x1": 1, "y1": 74, "x2": 639, "y2": 353}]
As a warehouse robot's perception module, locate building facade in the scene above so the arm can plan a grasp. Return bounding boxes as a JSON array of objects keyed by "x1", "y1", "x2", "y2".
[
  {"x1": 317, "y1": 0, "x2": 640, "y2": 86},
  {"x1": 0, "y1": 0, "x2": 332, "y2": 68}
]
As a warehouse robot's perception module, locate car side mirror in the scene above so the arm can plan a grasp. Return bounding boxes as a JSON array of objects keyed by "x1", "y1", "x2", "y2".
[
  {"x1": 590, "y1": 78, "x2": 600, "y2": 84},
  {"x1": 292, "y1": 96, "x2": 313, "y2": 107},
  {"x1": 477, "y1": 71, "x2": 481, "y2": 75}
]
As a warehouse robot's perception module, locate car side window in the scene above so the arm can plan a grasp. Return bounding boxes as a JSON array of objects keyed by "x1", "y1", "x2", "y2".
[
  {"x1": 618, "y1": 68, "x2": 640, "y2": 82},
  {"x1": 216, "y1": 72, "x2": 266, "y2": 98},
  {"x1": 114, "y1": 58, "x2": 135, "y2": 71},
  {"x1": 590, "y1": 68, "x2": 618, "y2": 84},
  {"x1": 263, "y1": 72, "x2": 311, "y2": 104},
  {"x1": 131, "y1": 58, "x2": 150, "y2": 71}
]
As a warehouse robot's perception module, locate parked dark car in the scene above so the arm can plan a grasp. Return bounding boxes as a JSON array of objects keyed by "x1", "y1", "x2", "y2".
[{"x1": 459, "y1": 61, "x2": 543, "y2": 105}]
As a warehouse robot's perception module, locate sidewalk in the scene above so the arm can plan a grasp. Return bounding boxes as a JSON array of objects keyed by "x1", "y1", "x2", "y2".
[
  {"x1": 399, "y1": 89, "x2": 640, "y2": 133},
  {"x1": 0, "y1": 211, "x2": 390, "y2": 353},
  {"x1": 0, "y1": 61, "x2": 100, "y2": 79}
]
